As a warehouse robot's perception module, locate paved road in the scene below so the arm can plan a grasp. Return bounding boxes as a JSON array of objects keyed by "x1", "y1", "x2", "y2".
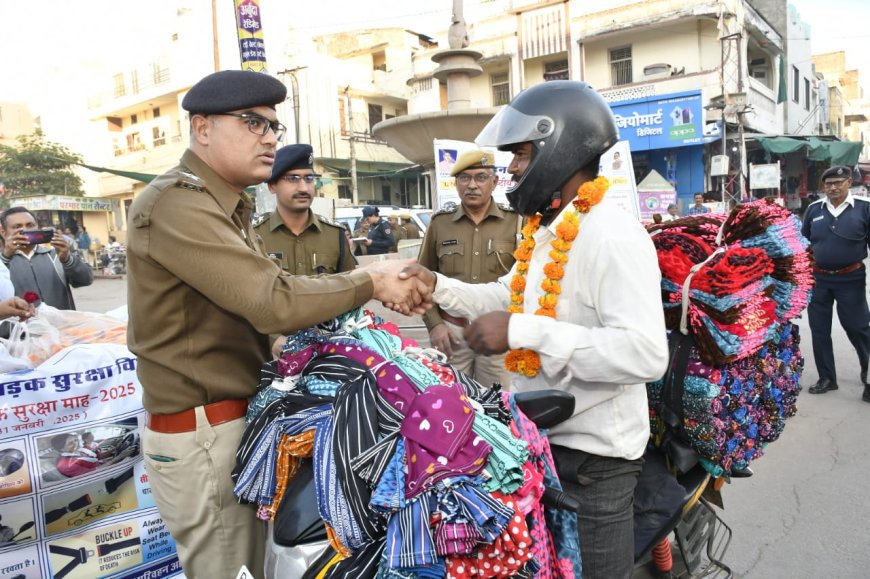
[{"x1": 73, "y1": 276, "x2": 870, "y2": 577}]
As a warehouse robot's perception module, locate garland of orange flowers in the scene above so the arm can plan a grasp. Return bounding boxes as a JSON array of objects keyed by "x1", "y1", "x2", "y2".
[{"x1": 505, "y1": 176, "x2": 610, "y2": 377}]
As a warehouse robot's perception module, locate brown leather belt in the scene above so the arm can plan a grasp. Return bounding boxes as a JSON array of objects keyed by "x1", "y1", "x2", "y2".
[
  {"x1": 439, "y1": 307, "x2": 469, "y2": 328},
  {"x1": 813, "y1": 262, "x2": 864, "y2": 276},
  {"x1": 146, "y1": 399, "x2": 248, "y2": 434}
]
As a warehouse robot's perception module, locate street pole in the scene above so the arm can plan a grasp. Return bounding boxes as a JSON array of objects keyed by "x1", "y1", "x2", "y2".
[{"x1": 345, "y1": 87, "x2": 359, "y2": 205}]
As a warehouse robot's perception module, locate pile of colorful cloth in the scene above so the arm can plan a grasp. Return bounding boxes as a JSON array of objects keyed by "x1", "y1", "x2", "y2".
[
  {"x1": 646, "y1": 199, "x2": 812, "y2": 477},
  {"x1": 233, "y1": 308, "x2": 582, "y2": 579}
]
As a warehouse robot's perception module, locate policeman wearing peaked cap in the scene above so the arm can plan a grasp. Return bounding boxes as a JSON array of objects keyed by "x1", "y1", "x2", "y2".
[
  {"x1": 801, "y1": 164, "x2": 870, "y2": 403},
  {"x1": 255, "y1": 143, "x2": 356, "y2": 276},
  {"x1": 418, "y1": 148, "x2": 522, "y2": 389},
  {"x1": 125, "y1": 69, "x2": 410, "y2": 578}
]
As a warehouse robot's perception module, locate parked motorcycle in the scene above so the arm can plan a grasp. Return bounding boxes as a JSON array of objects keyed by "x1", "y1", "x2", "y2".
[{"x1": 263, "y1": 390, "x2": 733, "y2": 578}]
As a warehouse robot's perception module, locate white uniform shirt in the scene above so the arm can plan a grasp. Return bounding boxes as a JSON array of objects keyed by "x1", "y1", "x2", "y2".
[{"x1": 433, "y1": 197, "x2": 668, "y2": 459}]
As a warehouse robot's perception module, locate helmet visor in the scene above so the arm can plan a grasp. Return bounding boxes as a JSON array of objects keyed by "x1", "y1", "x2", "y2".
[{"x1": 475, "y1": 106, "x2": 555, "y2": 149}]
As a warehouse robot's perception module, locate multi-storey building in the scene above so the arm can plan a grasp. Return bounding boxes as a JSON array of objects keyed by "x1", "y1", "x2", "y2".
[
  {"x1": 813, "y1": 51, "x2": 870, "y2": 160},
  {"x1": 402, "y1": 0, "x2": 827, "y2": 206}
]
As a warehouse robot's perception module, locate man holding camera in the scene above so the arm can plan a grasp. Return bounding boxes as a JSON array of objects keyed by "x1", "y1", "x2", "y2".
[{"x1": 0, "y1": 207, "x2": 94, "y2": 310}]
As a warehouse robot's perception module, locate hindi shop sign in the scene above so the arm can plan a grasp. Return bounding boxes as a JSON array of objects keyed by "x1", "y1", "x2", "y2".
[
  {"x1": 235, "y1": 0, "x2": 267, "y2": 72},
  {"x1": 610, "y1": 90, "x2": 705, "y2": 152},
  {"x1": 15, "y1": 196, "x2": 113, "y2": 213}
]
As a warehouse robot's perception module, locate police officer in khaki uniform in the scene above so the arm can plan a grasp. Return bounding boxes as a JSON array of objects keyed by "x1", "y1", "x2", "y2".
[
  {"x1": 255, "y1": 143, "x2": 355, "y2": 275},
  {"x1": 418, "y1": 149, "x2": 522, "y2": 388},
  {"x1": 126, "y1": 70, "x2": 432, "y2": 579}
]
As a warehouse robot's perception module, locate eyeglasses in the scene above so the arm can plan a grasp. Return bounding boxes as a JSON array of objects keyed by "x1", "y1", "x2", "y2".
[
  {"x1": 210, "y1": 112, "x2": 286, "y2": 141},
  {"x1": 824, "y1": 179, "x2": 849, "y2": 188},
  {"x1": 281, "y1": 174, "x2": 320, "y2": 184},
  {"x1": 455, "y1": 173, "x2": 495, "y2": 185}
]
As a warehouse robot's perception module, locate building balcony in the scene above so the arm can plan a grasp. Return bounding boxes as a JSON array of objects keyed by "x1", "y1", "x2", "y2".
[{"x1": 88, "y1": 67, "x2": 181, "y2": 120}]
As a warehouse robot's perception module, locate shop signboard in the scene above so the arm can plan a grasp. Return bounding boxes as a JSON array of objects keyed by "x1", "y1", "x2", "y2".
[
  {"x1": 15, "y1": 196, "x2": 112, "y2": 213},
  {"x1": 610, "y1": 90, "x2": 705, "y2": 152}
]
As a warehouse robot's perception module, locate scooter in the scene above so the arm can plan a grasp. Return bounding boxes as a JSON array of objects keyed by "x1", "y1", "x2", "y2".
[{"x1": 263, "y1": 390, "x2": 733, "y2": 578}]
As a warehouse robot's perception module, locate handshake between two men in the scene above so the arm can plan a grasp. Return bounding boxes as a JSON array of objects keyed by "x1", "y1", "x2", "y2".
[{"x1": 360, "y1": 260, "x2": 512, "y2": 359}]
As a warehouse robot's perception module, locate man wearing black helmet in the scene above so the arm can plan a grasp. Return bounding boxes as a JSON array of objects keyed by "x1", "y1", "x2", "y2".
[{"x1": 402, "y1": 80, "x2": 668, "y2": 578}]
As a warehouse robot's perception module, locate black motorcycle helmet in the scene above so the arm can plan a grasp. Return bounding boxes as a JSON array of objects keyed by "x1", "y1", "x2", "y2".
[{"x1": 475, "y1": 80, "x2": 619, "y2": 216}]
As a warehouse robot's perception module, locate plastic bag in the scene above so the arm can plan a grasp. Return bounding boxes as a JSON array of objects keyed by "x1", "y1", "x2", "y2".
[
  {"x1": 0, "y1": 339, "x2": 32, "y2": 372},
  {"x1": 0, "y1": 305, "x2": 127, "y2": 367}
]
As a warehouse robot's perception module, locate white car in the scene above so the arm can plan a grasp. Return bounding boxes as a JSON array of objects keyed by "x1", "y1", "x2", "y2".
[{"x1": 334, "y1": 206, "x2": 431, "y2": 238}]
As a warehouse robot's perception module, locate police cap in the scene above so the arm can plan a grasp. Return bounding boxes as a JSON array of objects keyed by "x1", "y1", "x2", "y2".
[
  {"x1": 450, "y1": 149, "x2": 497, "y2": 177},
  {"x1": 821, "y1": 165, "x2": 852, "y2": 182},
  {"x1": 182, "y1": 70, "x2": 287, "y2": 115},
  {"x1": 362, "y1": 206, "x2": 379, "y2": 218},
  {"x1": 269, "y1": 144, "x2": 314, "y2": 183}
]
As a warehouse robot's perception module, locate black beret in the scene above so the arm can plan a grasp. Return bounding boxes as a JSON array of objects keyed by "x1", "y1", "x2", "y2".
[
  {"x1": 821, "y1": 165, "x2": 852, "y2": 181},
  {"x1": 182, "y1": 70, "x2": 287, "y2": 115},
  {"x1": 362, "y1": 206, "x2": 379, "y2": 217},
  {"x1": 269, "y1": 144, "x2": 314, "y2": 182}
]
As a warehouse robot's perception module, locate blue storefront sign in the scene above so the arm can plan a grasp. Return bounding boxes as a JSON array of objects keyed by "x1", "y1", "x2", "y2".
[{"x1": 610, "y1": 90, "x2": 705, "y2": 152}]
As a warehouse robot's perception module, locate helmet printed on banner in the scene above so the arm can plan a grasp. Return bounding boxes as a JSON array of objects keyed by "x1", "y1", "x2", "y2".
[{"x1": 475, "y1": 80, "x2": 619, "y2": 216}]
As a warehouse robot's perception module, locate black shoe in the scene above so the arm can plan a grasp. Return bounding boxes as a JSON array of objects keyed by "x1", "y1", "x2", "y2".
[
  {"x1": 808, "y1": 378, "x2": 838, "y2": 394},
  {"x1": 731, "y1": 466, "x2": 754, "y2": 478},
  {"x1": 863, "y1": 386, "x2": 870, "y2": 403}
]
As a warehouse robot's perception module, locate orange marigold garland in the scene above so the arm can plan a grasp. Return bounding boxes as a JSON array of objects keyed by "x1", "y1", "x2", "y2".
[{"x1": 505, "y1": 176, "x2": 610, "y2": 377}]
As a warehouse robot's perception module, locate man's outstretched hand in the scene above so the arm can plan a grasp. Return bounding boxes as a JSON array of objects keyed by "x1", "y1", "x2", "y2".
[
  {"x1": 464, "y1": 311, "x2": 511, "y2": 355},
  {"x1": 361, "y1": 259, "x2": 434, "y2": 315}
]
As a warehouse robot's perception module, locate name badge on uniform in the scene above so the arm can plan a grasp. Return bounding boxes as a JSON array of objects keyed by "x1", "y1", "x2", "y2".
[
  {"x1": 441, "y1": 240, "x2": 458, "y2": 246},
  {"x1": 812, "y1": 216, "x2": 823, "y2": 222},
  {"x1": 267, "y1": 251, "x2": 284, "y2": 259}
]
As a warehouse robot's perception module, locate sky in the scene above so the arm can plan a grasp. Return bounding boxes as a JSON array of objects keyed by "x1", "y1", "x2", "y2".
[{"x1": 0, "y1": 0, "x2": 867, "y2": 137}]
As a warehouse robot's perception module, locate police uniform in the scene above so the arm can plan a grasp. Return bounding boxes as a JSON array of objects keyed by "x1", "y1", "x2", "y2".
[
  {"x1": 254, "y1": 211, "x2": 354, "y2": 274},
  {"x1": 126, "y1": 70, "x2": 376, "y2": 577},
  {"x1": 418, "y1": 149, "x2": 522, "y2": 388},
  {"x1": 364, "y1": 208, "x2": 395, "y2": 255},
  {"x1": 801, "y1": 164, "x2": 870, "y2": 400},
  {"x1": 255, "y1": 143, "x2": 355, "y2": 275}
]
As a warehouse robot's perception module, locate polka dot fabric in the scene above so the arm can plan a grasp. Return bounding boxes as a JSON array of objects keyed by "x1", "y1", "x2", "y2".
[{"x1": 446, "y1": 493, "x2": 533, "y2": 578}]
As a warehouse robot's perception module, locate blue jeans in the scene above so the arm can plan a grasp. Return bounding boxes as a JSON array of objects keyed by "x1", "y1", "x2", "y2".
[{"x1": 551, "y1": 445, "x2": 643, "y2": 579}]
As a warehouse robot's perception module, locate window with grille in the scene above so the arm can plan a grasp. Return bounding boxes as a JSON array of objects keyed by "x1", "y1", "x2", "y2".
[
  {"x1": 491, "y1": 73, "x2": 510, "y2": 105},
  {"x1": 544, "y1": 59, "x2": 569, "y2": 82},
  {"x1": 609, "y1": 46, "x2": 633, "y2": 86}
]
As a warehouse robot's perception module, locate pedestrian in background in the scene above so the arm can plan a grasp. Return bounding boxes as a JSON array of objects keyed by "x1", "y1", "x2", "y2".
[
  {"x1": 0, "y1": 207, "x2": 93, "y2": 310},
  {"x1": 686, "y1": 193, "x2": 711, "y2": 215},
  {"x1": 801, "y1": 165, "x2": 870, "y2": 403},
  {"x1": 417, "y1": 148, "x2": 521, "y2": 389},
  {"x1": 126, "y1": 70, "x2": 432, "y2": 578}
]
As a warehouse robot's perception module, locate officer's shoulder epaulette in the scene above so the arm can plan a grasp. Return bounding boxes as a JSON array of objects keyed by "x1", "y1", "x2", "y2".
[
  {"x1": 433, "y1": 205, "x2": 458, "y2": 217},
  {"x1": 174, "y1": 170, "x2": 208, "y2": 193},
  {"x1": 807, "y1": 197, "x2": 826, "y2": 208},
  {"x1": 498, "y1": 202, "x2": 515, "y2": 212},
  {"x1": 315, "y1": 213, "x2": 343, "y2": 229},
  {"x1": 252, "y1": 213, "x2": 270, "y2": 228},
  {"x1": 853, "y1": 195, "x2": 870, "y2": 204}
]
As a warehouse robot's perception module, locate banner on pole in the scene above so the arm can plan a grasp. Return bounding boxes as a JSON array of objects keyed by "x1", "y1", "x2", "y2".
[{"x1": 235, "y1": 0, "x2": 267, "y2": 73}]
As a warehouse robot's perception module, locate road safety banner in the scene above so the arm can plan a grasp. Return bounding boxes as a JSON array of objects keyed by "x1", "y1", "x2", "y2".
[
  {"x1": 235, "y1": 0, "x2": 268, "y2": 73},
  {"x1": 0, "y1": 344, "x2": 181, "y2": 578}
]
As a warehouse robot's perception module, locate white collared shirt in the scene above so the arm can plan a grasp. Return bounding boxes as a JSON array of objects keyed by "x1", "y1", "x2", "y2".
[
  {"x1": 0, "y1": 261, "x2": 13, "y2": 300},
  {"x1": 433, "y1": 198, "x2": 668, "y2": 459},
  {"x1": 824, "y1": 190, "x2": 855, "y2": 218}
]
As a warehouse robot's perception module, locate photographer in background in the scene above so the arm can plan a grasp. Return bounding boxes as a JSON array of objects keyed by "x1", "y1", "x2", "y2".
[{"x1": 0, "y1": 207, "x2": 94, "y2": 310}]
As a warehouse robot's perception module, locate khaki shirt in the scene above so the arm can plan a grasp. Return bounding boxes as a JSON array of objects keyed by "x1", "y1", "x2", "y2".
[
  {"x1": 254, "y1": 210, "x2": 355, "y2": 275},
  {"x1": 127, "y1": 150, "x2": 374, "y2": 414},
  {"x1": 418, "y1": 201, "x2": 521, "y2": 330}
]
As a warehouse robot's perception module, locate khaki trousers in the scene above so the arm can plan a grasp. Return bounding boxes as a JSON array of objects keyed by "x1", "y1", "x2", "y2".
[
  {"x1": 143, "y1": 408, "x2": 265, "y2": 578},
  {"x1": 444, "y1": 320, "x2": 513, "y2": 390}
]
